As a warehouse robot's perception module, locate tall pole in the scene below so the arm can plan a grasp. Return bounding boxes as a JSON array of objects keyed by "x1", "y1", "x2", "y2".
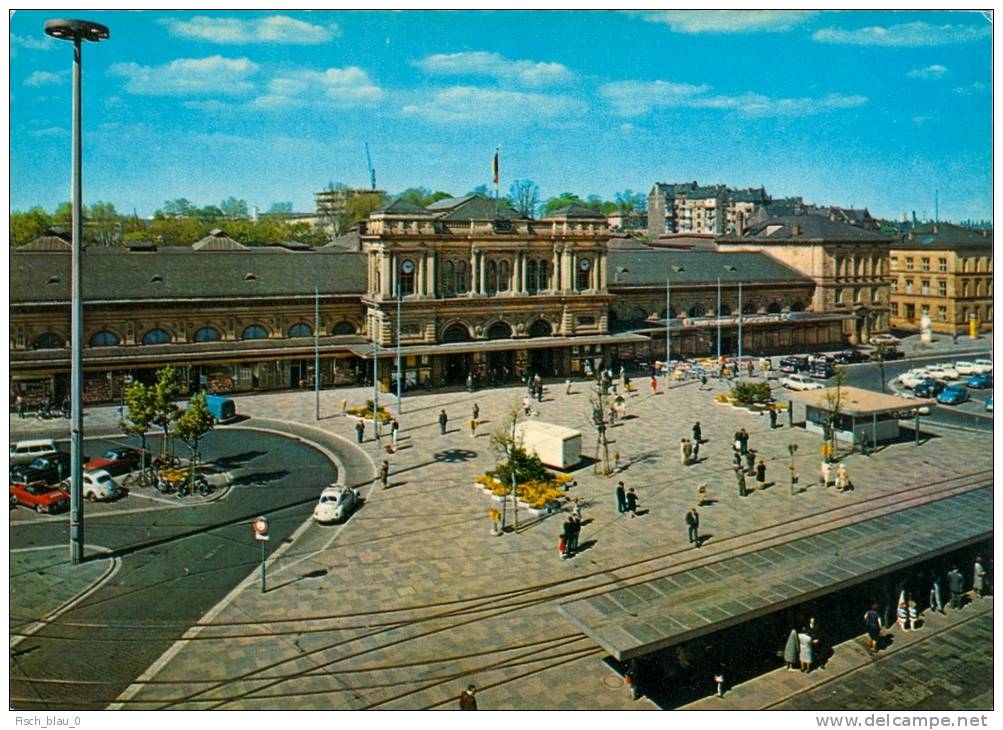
[
  {"x1": 372, "y1": 327, "x2": 379, "y2": 439},
  {"x1": 396, "y1": 280, "x2": 402, "y2": 414},
  {"x1": 665, "y1": 277, "x2": 671, "y2": 367},
  {"x1": 738, "y1": 280, "x2": 743, "y2": 365},
  {"x1": 69, "y1": 35, "x2": 84, "y2": 565},
  {"x1": 314, "y1": 287, "x2": 320, "y2": 421},
  {"x1": 716, "y1": 276, "x2": 722, "y2": 362}
]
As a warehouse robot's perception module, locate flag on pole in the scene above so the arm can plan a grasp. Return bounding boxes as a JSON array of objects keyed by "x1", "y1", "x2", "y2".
[{"x1": 492, "y1": 146, "x2": 500, "y2": 187}]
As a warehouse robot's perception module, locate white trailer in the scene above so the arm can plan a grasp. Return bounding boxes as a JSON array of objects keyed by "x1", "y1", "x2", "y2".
[{"x1": 515, "y1": 421, "x2": 582, "y2": 470}]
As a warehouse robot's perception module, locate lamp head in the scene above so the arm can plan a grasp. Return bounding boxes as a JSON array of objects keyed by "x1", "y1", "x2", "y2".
[{"x1": 45, "y1": 19, "x2": 110, "y2": 42}]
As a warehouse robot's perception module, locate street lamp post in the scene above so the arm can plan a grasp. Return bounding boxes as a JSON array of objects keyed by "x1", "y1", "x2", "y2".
[
  {"x1": 665, "y1": 266, "x2": 684, "y2": 371},
  {"x1": 738, "y1": 280, "x2": 743, "y2": 365},
  {"x1": 396, "y1": 280, "x2": 402, "y2": 415},
  {"x1": 716, "y1": 276, "x2": 722, "y2": 363},
  {"x1": 45, "y1": 18, "x2": 109, "y2": 565},
  {"x1": 314, "y1": 287, "x2": 320, "y2": 421}
]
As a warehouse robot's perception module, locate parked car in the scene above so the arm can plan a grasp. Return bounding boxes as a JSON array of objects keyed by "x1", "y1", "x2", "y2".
[
  {"x1": 82, "y1": 469, "x2": 120, "y2": 501},
  {"x1": 934, "y1": 363, "x2": 959, "y2": 379},
  {"x1": 84, "y1": 447, "x2": 141, "y2": 477},
  {"x1": 10, "y1": 453, "x2": 71, "y2": 487},
  {"x1": 9, "y1": 439, "x2": 59, "y2": 467},
  {"x1": 809, "y1": 361, "x2": 835, "y2": 379},
  {"x1": 899, "y1": 370, "x2": 931, "y2": 389},
  {"x1": 986, "y1": 394, "x2": 993, "y2": 412},
  {"x1": 937, "y1": 385, "x2": 970, "y2": 405},
  {"x1": 954, "y1": 361, "x2": 978, "y2": 376},
  {"x1": 807, "y1": 353, "x2": 832, "y2": 365},
  {"x1": 966, "y1": 372, "x2": 993, "y2": 389},
  {"x1": 913, "y1": 380, "x2": 947, "y2": 398},
  {"x1": 312, "y1": 484, "x2": 360, "y2": 524},
  {"x1": 779, "y1": 356, "x2": 810, "y2": 374},
  {"x1": 10, "y1": 482, "x2": 70, "y2": 513},
  {"x1": 973, "y1": 359, "x2": 993, "y2": 373},
  {"x1": 780, "y1": 373, "x2": 825, "y2": 391},
  {"x1": 832, "y1": 349, "x2": 868, "y2": 364},
  {"x1": 869, "y1": 333, "x2": 900, "y2": 346},
  {"x1": 870, "y1": 347, "x2": 905, "y2": 362}
]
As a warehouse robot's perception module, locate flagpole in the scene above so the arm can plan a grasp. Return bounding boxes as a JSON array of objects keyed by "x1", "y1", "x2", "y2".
[{"x1": 494, "y1": 144, "x2": 500, "y2": 218}]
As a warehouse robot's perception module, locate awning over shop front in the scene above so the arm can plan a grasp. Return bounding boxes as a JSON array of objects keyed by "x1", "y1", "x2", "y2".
[{"x1": 346, "y1": 332, "x2": 651, "y2": 359}]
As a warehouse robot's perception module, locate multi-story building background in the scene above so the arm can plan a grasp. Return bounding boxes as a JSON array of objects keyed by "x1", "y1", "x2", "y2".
[
  {"x1": 889, "y1": 222, "x2": 993, "y2": 335},
  {"x1": 647, "y1": 181, "x2": 770, "y2": 237}
]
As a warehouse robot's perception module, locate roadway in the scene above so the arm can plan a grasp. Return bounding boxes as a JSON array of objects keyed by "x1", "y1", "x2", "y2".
[{"x1": 9, "y1": 428, "x2": 339, "y2": 710}]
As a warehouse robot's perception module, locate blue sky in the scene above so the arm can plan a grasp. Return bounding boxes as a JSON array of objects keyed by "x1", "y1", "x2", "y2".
[{"x1": 9, "y1": 9, "x2": 993, "y2": 221}]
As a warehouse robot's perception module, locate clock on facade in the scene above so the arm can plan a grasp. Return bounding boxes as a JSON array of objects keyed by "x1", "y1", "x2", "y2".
[
  {"x1": 579, "y1": 258, "x2": 591, "y2": 271},
  {"x1": 401, "y1": 260, "x2": 415, "y2": 274}
]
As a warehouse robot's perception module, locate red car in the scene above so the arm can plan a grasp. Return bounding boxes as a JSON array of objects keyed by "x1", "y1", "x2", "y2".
[
  {"x1": 10, "y1": 482, "x2": 70, "y2": 513},
  {"x1": 84, "y1": 447, "x2": 141, "y2": 478}
]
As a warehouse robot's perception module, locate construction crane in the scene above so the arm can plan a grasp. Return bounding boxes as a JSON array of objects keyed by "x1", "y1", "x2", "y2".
[{"x1": 365, "y1": 143, "x2": 376, "y2": 191}]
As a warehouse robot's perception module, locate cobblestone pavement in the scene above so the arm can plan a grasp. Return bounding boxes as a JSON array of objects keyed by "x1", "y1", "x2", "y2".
[{"x1": 15, "y1": 370, "x2": 992, "y2": 710}]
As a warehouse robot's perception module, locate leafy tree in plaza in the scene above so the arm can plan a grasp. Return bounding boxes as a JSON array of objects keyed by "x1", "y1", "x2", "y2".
[
  {"x1": 822, "y1": 366, "x2": 847, "y2": 459},
  {"x1": 150, "y1": 366, "x2": 183, "y2": 461},
  {"x1": 119, "y1": 380, "x2": 156, "y2": 477},
  {"x1": 507, "y1": 179, "x2": 540, "y2": 218},
  {"x1": 220, "y1": 196, "x2": 249, "y2": 218},
  {"x1": 175, "y1": 392, "x2": 215, "y2": 492},
  {"x1": 10, "y1": 207, "x2": 53, "y2": 246}
]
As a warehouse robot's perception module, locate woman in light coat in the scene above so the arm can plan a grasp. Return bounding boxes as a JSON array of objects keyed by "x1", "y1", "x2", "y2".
[{"x1": 835, "y1": 463, "x2": 849, "y2": 491}]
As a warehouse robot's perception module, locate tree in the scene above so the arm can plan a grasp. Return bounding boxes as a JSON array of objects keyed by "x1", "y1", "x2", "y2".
[
  {"x1": 88, "y1": 200, "x2": 119, "y2": 245},
  {"x1": 341, "y1": 192, "x2": 385, "y2": 232},
  {"x1": 220, "y1": 197, "x2": 249, "y2": 219},
  {"x1": 822, "y1": 366, "x2": 848, "y2": 459},
  {"x1": 543, "y1": 193, "x2": 583, "y2": 214},
  {"x1": 54, "y1": 201, "x2": 74, "y2": 227},
  {"x1": 470, "y1": 184, "x2": 491, "y2": 197},
  {"x1": 10, "y1": 207, "x2": 52, "y2": 246},
  {"x1": 119, "y1": 380, "x2": 156, "y2": 479},
  {"x1": 398, "y1": 187, "x2": 452, "y2": 208},
  {"x1": 196, "y1": 205, "x2": 224, "y2": 220},
  {"x1": 150, "y1": 366, "x2": 183, "y2": 462},
  {"x1": 507, "y1": 179, "x2": 540, "y2": 218},
  {"x1": 162, "y1": 198, "x2": 195, "y2": 218},
  {"x1": 615, "y1": 190, "x2": 647, "y2": 212},
  {"x1": 268, "y1": 202, "x2": 293, "y2": 214},
  {"x1": 175, "y1": 392, "x2": 215, "y2": 492}
]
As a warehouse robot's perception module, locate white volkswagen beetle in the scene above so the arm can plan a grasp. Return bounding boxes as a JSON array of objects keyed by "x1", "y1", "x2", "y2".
[{"x1": 312, "y1": 484, "x2": 360, "y2": 524}]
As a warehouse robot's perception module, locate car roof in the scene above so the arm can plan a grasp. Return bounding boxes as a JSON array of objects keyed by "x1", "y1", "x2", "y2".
[
  {"x1": 320, "y1": 484, "x2": 349, "y2": 497},
  {"x1": 85, "y1": 468, "x2": 112, "y2": 478}
]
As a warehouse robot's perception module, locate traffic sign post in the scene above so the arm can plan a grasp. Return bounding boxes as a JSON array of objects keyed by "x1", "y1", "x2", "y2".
[{"x1": 253, "y1": 516, "x2": 269, "y2": 592}]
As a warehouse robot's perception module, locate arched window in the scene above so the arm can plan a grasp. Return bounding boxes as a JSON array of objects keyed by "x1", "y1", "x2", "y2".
[
  {"x1": 688, "y1": 304, "x2": 705, "y2": 318},
  {"x1": 526, "y1": 260, "x2": 538, "y2": 293},
  {"x1": 718, "y1": 303, "x2": 732, "y2": 316},
  {"x1": 142, "y1": 328, "x2": 171, "y2": 345},
  {"x1": 33, "y1": 332, "x2": 65, "y2": 350},
  {"x1": 486, "y1": 260, "x2": 498, "y2": 294},
  {"x1": 442, "y1": 260, "x2": 455, "y2": 294},
  {"x1": 538, "y1": 260, "x2": 548, "y2": 291},
  {"x1": 528, "y1": 319, "x2": 552, "y2": 337},
  {"x1": 766, "y1": 302, "x2": 782, "y2": 314},
  {"x1": 487, "y1": 321, "x2": 512, "y2": 340},
  {"x1": 241, "y1": 325, "x2": 268, "y2": 340},
  {"x1": 194, "y1": 327, "x2": 221, "y2": 342},
  {"x1": 455, "y1": 260, "x2": 468, "y2": 293},
  {"x1": 499, "y1": 260, "x2": 510, "y2": 292},
  {"x1": 790, "y1": 301, "x2": 806, "y2": 312},
  {"x1": 288, "y1": 323, "x2": 312, "y2": 338},
  {"x1": 443, "y1": 323, "x2": 471, "y2": 342},
  {"x1": 89, "y1": 331, "x2": 119, "y2": 347},
  {"x1": 742, "y1": 303, "x2": 755, "y2": 315},
  {"x1": 332, "y1": 321, "x2": 356, "y2": 336},
  {"x1": 661, "y1": 307, "x2": 678, "y2": 320}
]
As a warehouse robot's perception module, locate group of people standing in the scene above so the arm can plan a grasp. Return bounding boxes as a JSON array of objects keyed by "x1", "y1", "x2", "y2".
[
  {"x1": 560, "y1": 509, "x2": 583, "y2": 559},
  {"x1": 783, "y1": 618, "x2": 822, "y2": 673}
]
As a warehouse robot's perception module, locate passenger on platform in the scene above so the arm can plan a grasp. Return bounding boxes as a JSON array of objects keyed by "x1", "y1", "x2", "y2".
[
  {"x1": 929, "y1": 574, "x2": 945, "y2": 614},
  {"x1": 714, "y1": 664, "x2": 726, "y2": 698},
  {"x1": 948, "y1": 566, "x2": 965, "y2": 609},
  {"x1": 808, "y1": 617, "x2": 825, "y2": 668},
  {"x1": 908, "y1": 598, "x2": 920, "y2": 629},
  {"x1": 797, "y1": 625, "x2": 816, "y2": 673},
  {"x1": 783, "y1": 628, "x2": 799, "y2": 671},
  {"x1": 897, "y1": 598, "x2": 910, "y2": 632},
  {"x1": 974, "y1": 556, "x2": 988, "y2": 599},
  {"x1": 864, "y1": 603, "x2": 883, "y2": 652}
]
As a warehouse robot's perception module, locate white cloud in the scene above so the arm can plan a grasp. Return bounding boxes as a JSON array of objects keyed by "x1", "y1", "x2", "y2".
[
  {"x1": 28, "y1": 126, "x2": 66, "y2": 138},
  {"x1": 161, "y1": 15, "x2": 338, "y2": 45},
  {"x1": 413, "y1": 51, "x2": 573, "y2": 87},
  {"x1": 639, "y1": 10, "x2": 815, "y2": 34},
  {"x1": 907, "y1": 64, "x2": 948, "y2": 80},
  {"x1": 953, "y1": 81, "x2": 987, "y2": 95},
  {"x1": 600, "y1": 80, "x2": 711, "y2": 115},
  {"x1": 402, "y1": 86, "x2": 583, "y2": 126},
  {"x1": 249, "y1": 66, "x2": 382, "y2": 110},
  {"x1": 696, "y1": 92, "x2": 868, "y2": 117},
  {"x1": 108, "y1": 56, "x2": 259, "y2": 96},
  {"x1": 813, "y1": 22, "x2": 990, "y2": 47},
  {"x1": 24, "y1": 71, "x2": 63, "y2": 87},
  {"x1": 11, "y1": 33, "x2": 54, "y2": 51}
]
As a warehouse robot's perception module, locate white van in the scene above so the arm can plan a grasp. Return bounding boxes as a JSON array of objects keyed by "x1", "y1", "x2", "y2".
[{"x1": 9, "y1": 439, "x2": 58, "y2": 467}]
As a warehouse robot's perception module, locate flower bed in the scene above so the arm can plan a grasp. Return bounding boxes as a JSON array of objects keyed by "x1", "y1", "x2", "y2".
[
  {"x1": 346, "y1": 399, "x2": 392, "y2": 424},
  {"x1": 474, "y1": 473, "x2": 569, "y2": 515}
]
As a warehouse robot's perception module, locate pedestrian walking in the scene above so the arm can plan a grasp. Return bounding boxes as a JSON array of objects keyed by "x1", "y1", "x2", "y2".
[
  {"x1": 686, "y1": 507, "x2": 700, "y2": 547},
  {"x1": 747, "y1": 360, "x2": 754, "y2": 378},
  {"x1": 625, "y1": 487, "x2": 639, "y2": 517},
  {"x1": 947, "y1": 565, "x2": 964, "y2": 609},
  {"x1": 808, "y1": 617, "x2": 825, "y2": 668},
  {"x1": 864, "y1": 603, "x2": 882, "y2": 652},
  {"x1": 973, "y1": 556, "x2": 988, "y2": 598},
  {"x1": 769, "y1": 407, "x2": 778, "y2": 429},
  {"x1": 745, "y1": 448, "x2": 756, "y2": 476},
  {"x1": 835, "y1": 463, "x2": 849, "y2": 492},
  {"x1": 755, "y1": 458, "x2": 767, "y2": 487},
  {"x1": 568, "y1": 513, "x2": 582, "y2": 556},
  {"x1": 679, "y1": 438, "x2": 689, "y2": 466},
  {"x1": 735, "y1": 466, "x2": 747, "y2": 497},
  {"x1": 340, "y1": 398, "x2": 348, "y2": 416},
  {"x1": 740, "y1": 428, "x2": 750, "y2": 455},
  {"x1": 472, "y1": 402, "x2": 479, "y2": 422},
  {"x1": 615, "y1": 481, "x2": 627, "y2": 514},
  {"x1": 536, "y1": 384, "x2": 543, "y2": 402},
  {"x1": 929, "y1": 575, "x2": 945, "y2": 614},
  {"x1": 489, "y1": 505, "x2": 501, "y2": 535},
  {"x1": 797, "y1": 625, "x2": 815, "y2": 673},
  {"x1": 908, "y1": 598, "x2": 919, "y2": 630},
  {"x1": 15, "y1": 394, "x2": 24, "y2": 419},
  {"x1": 469, "y1": 418, "x2": 477, "y2": 437},
  {"x1": 466, "y1": 374, "x2": 474, "y2": 393},
  {"x1": 692, "y1": 421, "x2": 702, "y2": 443},
  {"x1": 390, "y1": 419, "x2": 399, "y2": 447},
  {"x1": 896, "y1": 597, "x2": 910, "y2": 632},
  {"x1": 650, "y1": 374, "x2": 657, "y2": 394},
  {"x1": 714, "y1": 665, "x2": 726, "y2": 698},
  {"x1": 379, "y1": 459, "x2": 390, "y2": 490},
  {"x1": 733, "y1": 447, "x2": 743, "y2": 470},
  {"x1": 459, "y1": 685, "x2": 478, "y2": 710},
  {"x1": 733, "y1": 430, "x2": 742, "y2": 454},
  {"x1": 355, "y1": 420, "x2": 365, "y2": 444},
  {"x1": 523, "y1": 395, "x2": 532, "y2": 415},
  {"x1": 820, "y1": 461, "x2": 832, "y2": 488},
  {"x1": 700, "y1": 374, "x2": 708, "y2": 390},
  {"x1": 561, "y1": 516, "x2": 575, "y2": 559},
  {"x1": 438, "y1": 409, "x2": 448, "y2": 435},
  {"x1": 683, "y1": 439, "x2": 694, "y2": 466},
  {"x1": 691, "y1": 438, "x2": 700, "y2": 462},
  {"x1": 783, "y1": 628, "x2": 799, "y2": 671},
  {"x1": 565, "y1": 379, "x2": 572, "y2": 395}
]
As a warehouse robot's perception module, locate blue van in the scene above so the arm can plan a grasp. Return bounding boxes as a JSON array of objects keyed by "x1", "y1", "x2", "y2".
[{"x1": 204, "y1": 394, "x2": 236, "y2": 422}]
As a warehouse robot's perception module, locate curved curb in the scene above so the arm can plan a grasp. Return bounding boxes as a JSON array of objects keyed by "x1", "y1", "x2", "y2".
[
  {"x1": 10, "y1": 544, "x2": 121, "y2": 650},
  {"x1": 110, "y1": 419, "x2": 372, "y2": 710}
]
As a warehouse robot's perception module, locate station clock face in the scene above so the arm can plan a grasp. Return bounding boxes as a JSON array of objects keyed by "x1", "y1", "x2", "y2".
[
  {"x1": 401, "y1": 260, "x2": 415, "y2": 274},
  {"x1": 579, "y1": 258, "x2": 591, "y2": 271}
]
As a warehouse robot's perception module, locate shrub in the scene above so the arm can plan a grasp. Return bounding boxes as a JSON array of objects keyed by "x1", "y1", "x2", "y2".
[{"x1": 731, "y1": 381, "x2": 772, "y2": 406}]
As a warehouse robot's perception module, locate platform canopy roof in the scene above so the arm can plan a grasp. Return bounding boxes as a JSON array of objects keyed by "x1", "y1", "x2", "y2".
[{"x1": 784, "y1": 386, "x2": 934, "y2": 416}]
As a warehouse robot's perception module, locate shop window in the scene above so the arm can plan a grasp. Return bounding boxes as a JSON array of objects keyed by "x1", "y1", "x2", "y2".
[
  {"x1": 332, "y1": 321, "x2": 355, "y2": 336},
  {"x1": 194, "y1": 327, "x2": 221, "y2": 342},
  {"x1": 33, "y1": 332, "x2": 65, "y2": 350},
  {"x1": 142, "y1": 328, "x2": 171, "y2": 345},
  {"x1": 288, "y1": 323, "x2": 312, "y2": 338},
  {"x1": 241, "y1": 325, "x2": 268, "y2": 340},
  {"x1": 89, "y1": 331, "x2": 119, "y2": 347}
]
